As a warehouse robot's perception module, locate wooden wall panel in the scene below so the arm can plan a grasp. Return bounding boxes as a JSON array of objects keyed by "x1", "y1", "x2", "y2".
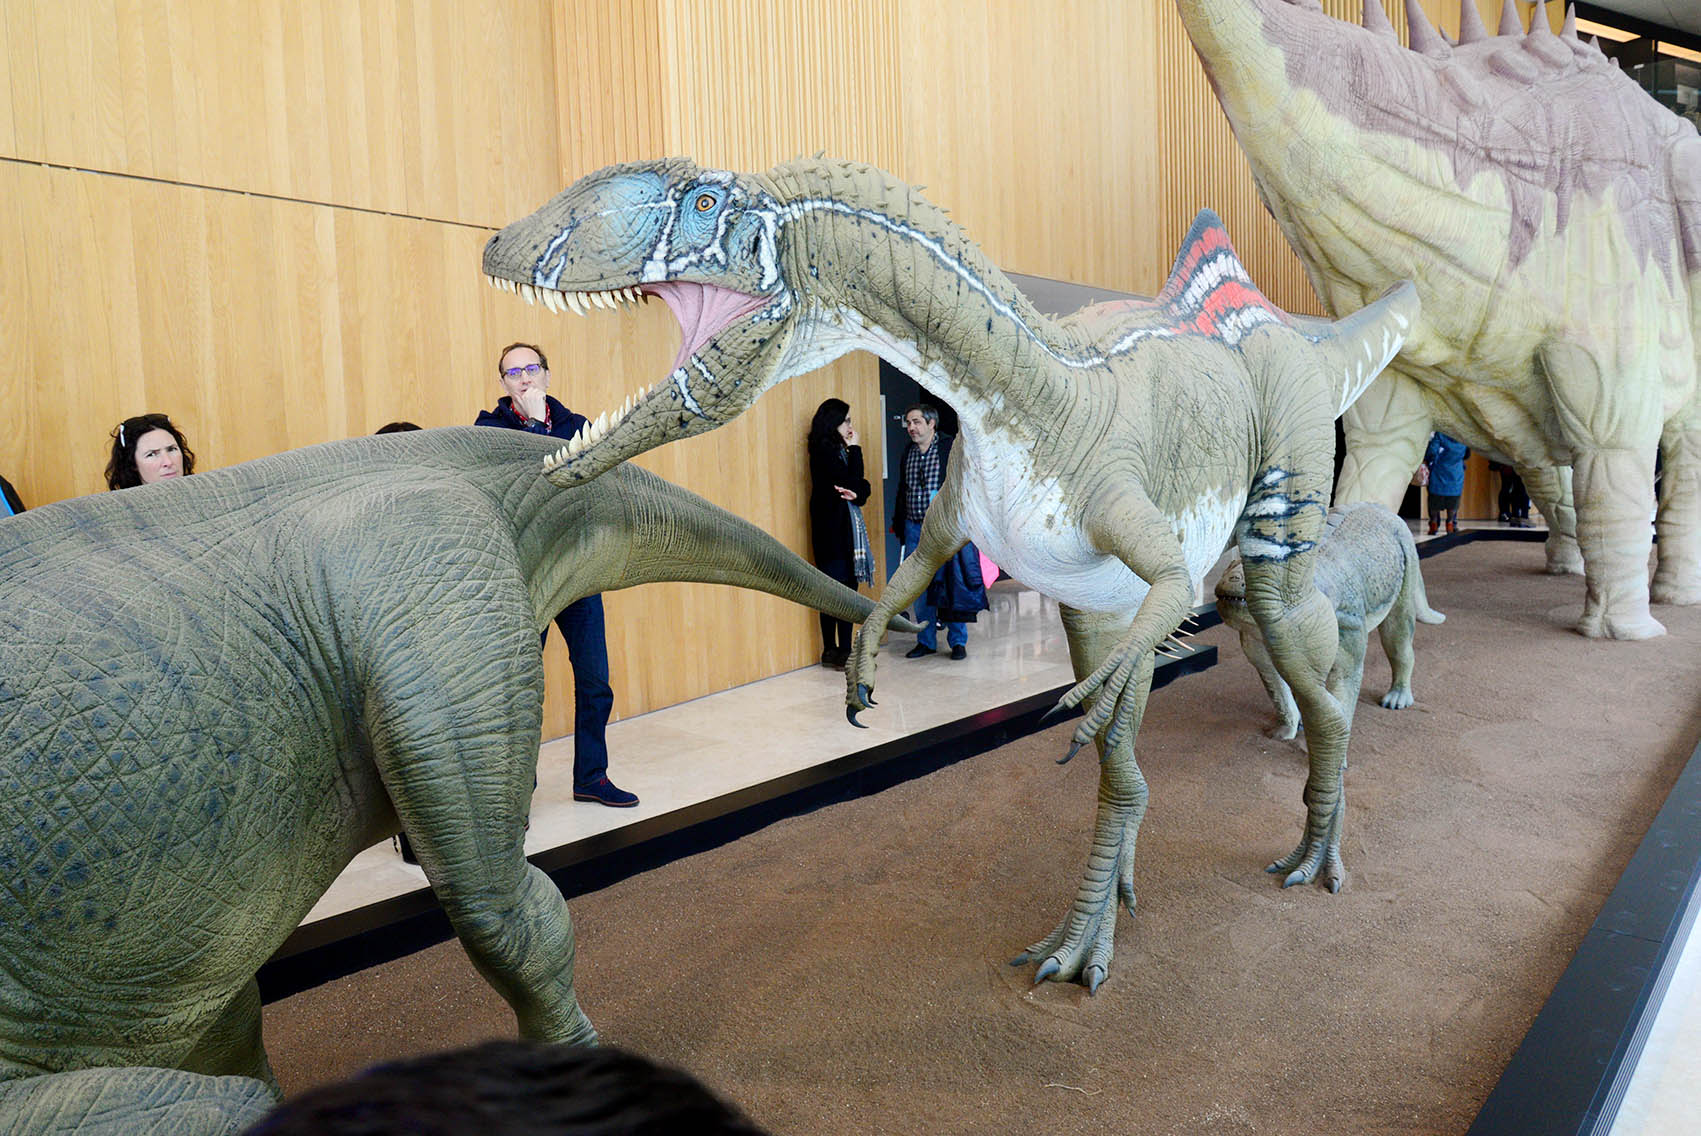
[
  {"x1": 0, "y1": 0, "x2": 562, "y2": 225},
  {"x1": 893, "y1": 0, "x2": 1166, "y2": 293}
]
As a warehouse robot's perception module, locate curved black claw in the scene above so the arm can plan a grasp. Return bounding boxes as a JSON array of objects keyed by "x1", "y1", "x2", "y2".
[
  {"x1": 1037, "y1": 701, "x2": 1069, "y2": 728},
  {"x1": 1056, "y1": 740, "x2": 1085, "y2": 766},
  {"x1": 846, "y1": 705, "x2": 867, "y2": 729},
  {"x1": 857, "y1": 683, "x2": 875, "y2": 707}
]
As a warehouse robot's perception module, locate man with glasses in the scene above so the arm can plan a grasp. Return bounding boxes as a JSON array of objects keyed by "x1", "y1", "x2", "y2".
[{"x1": 474, "y1": 342, "x2": 637, "y2": 808}]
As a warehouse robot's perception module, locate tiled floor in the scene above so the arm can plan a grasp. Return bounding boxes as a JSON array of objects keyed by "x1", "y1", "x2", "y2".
[{"x1": 300, "y1": 519, "x2": 1698, "y2": 1135}]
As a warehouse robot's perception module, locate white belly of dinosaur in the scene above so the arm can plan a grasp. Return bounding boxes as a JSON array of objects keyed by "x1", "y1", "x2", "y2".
[{"x1": 956, "y1": 441, "x2": 1245, "y2": 614}]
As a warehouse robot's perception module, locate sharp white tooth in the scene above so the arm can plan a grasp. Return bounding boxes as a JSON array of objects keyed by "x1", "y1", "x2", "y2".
[
  {"x1": 521, "y1": 283, "x2": 537, "y2": 305},
  {"x1": 565, "y1": 291, "x2": 585, "y2": 316},
  {"x1": 505, "y1": 278, "x2": 517, "y2": 292},
  {"x1": 540, "y1": 289, "x2": 558, "y2": 313}
]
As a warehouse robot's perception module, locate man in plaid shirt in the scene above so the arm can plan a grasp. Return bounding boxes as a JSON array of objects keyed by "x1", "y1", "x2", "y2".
[{"x1": 890, "y1": 404, "x2": 970, "y2": 660}]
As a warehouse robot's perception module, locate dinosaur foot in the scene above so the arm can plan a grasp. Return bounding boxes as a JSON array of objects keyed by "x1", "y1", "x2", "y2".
[
  {"x1": 1266, "y1": 795, "x2": 1346, "y2": 891},
  {"x1": 1576, "y1": 607, "x2": 1666, "y2": 641},
  {"x1": 1544, "y1": 535, "x2": 1584, "y2": 576},
  {"x1": 1009, "y1": 833, "x2": 1138, "y2": 993},
  {"x1": 1264, "y1": 718, "x2": 1300, "y2": 741},
  {"x1": 1009, "y1": 892, "x2": 1132, "y2": 996},
  {"x1": 1379, "y1": 687, "x2": 1414, "y2": 710},
  {"x1": 1651, "y1": 577, "x2": 1701, "y2": 606}
]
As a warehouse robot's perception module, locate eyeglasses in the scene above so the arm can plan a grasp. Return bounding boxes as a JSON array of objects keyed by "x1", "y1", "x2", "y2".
[{"x1": 502, "y1": 363, "x2": 545, "y2": 379}]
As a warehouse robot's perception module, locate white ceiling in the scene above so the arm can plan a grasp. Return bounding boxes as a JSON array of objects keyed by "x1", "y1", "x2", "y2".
[{"x1": 1586, "y1": 1, "x2": 1701, "y2": 38}]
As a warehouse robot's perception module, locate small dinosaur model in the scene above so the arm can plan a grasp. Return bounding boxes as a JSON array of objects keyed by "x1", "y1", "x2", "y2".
[
  {"x1": 479, "y1": 157, "x2": 1418, "y2": 991},
  {"x1": 0, "y1": 427, "x2": 895, "y2": 1135},
  {"x1": 1176, "y1": 0, "x2": 1701, "y2": 639},
  {"x1": 1215, "y1": 501, "x2": 1445, "y2": 739}
]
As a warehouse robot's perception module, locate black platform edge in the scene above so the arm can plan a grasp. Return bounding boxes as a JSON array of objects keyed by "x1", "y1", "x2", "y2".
[{"x1": 257, "y1": 631, "x2": 1219, "y2": 1002}]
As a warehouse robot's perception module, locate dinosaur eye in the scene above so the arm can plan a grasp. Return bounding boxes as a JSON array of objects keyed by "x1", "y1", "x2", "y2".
[{"x1": 693, "y1": 192, "x2": 717, "y2": 212}]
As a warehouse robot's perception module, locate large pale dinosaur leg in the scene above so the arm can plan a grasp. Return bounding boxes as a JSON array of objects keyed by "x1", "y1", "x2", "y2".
[
  {"x1": 373, "y1": 593, "x2": 596, "y2": 1046},
  {"x1": 1013, "y1": 606, "x2": 1150, "y2": 994},
  {"x1": 1540, "y1": 342, "x2": 1664, "y2": 639},
  {"x1": 1652, "y1": 396, "x2": 1701, "y2": 605},
  {"x1": 1334, "y1": 371, "x2": 1431, "y2": 509},
  {"x1": 1517, "y1": 463, "x2": 1583, "y2": 575}
]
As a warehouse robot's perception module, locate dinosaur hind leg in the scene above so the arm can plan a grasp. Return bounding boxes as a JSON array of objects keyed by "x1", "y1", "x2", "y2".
[
  {"x1": 1652, "y1": 401, "x2": 1701, "y2": 605},
  {"x1": 1013, "y1": 605, "x2": 1150, "y2": 994},
  {"x1": 1539, "y1": 341, "x2": 1663, "y2": 638},
  {"x1": 1518, "y1": 463, "x2": 1583, "y2": 575}
]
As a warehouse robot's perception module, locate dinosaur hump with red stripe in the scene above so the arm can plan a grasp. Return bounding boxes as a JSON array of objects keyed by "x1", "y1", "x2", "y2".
[{"x1": 1154, "y1": 209, "x2": 1289, "y2": 345}]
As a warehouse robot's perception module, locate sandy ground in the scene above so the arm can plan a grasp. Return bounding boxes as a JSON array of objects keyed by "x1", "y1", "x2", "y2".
[{"x1": 265, "y1": 540, "x2": 1701, "y2": 1135}]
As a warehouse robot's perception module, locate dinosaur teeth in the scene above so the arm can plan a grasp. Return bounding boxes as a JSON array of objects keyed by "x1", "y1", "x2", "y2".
[
  {"x1": 521, "y1": 283, "x2": 538, "y2": 305},
  {"x1": 565, "y1": 291, "x2": 585, "y2": 316},
  {"x1": 542, "y1": 289, "x2": 561, "y2": 314}
]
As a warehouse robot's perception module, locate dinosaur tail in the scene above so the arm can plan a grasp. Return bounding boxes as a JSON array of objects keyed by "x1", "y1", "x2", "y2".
[
  {"x1": 1302, "y1": 281, "x2": 1421, "y2": 419},
  {"x1": 1402, "y1": 527, "x2": 1446, "y2": 625},
  {"x1": 596, "y1": 464, "x2": 917, "y2": 630}
]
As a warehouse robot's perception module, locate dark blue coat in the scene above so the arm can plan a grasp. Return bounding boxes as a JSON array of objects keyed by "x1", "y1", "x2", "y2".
[
  {"x1": 1424, "y1": 432, "x2": 1470, "y2": 497},
  {"x1": 474, "y1": 394, "x2": 589, "y2": 441}
]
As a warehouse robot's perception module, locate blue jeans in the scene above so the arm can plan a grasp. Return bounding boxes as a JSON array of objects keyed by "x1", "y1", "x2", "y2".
[
  {"x1": 543, "y1": 595, "x2": 613, "y2": 787},
  {"x1": 902, "y1": 519, "x2": 966, "y2": 651}
]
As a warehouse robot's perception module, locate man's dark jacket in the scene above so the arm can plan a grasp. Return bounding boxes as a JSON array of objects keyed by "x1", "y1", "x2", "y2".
[
  {"x1": 474, "y1": 394, "x2": 589, "y2": 441},
  {"x1": 890, "y1": 432, "x2": 954, "y2": 534},
  {"x1": 890, "y1": 432, "x2": 988, "y2": 620}
]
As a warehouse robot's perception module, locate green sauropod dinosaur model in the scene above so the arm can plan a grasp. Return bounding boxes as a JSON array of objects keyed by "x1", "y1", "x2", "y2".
[
  {"x1": 1215, "y1": 501, "x2": 1445, "y2": 740},
  {"x1": 478, "y1": 157, "x2": 1418, "y2": 990},
  {"x1": 1177, "y1": 0, "x2": 1701, "y2": 639},
  {"x1": 0, "y1": 426, "x2": 901, "y2": 1135}
]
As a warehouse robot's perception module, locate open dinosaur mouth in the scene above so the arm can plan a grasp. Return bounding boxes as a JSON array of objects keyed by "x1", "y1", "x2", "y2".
[{"x1": 485, "y1": 274, "x2": 770, "y2": 474}]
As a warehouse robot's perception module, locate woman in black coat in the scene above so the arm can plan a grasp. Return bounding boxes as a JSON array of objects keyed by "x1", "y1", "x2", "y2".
[{"x1": 807, "y1": 398, "x2": 872, "y2": 669}]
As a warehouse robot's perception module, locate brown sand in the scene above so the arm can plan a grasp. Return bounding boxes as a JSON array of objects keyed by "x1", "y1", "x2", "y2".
[{"x1": 264, "y1": 540, "x2": 1701, "y2": 1135}]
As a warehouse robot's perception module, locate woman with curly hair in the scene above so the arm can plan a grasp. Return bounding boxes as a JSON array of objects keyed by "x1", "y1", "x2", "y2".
[{"x1": 106, "y1": 413, "x2": 196, "y2": 490}]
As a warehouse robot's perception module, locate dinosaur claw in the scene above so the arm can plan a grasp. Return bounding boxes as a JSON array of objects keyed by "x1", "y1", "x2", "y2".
[
  {"x1": 1085, "y1": 966, "x2": 1105, "y2": 996},
  {"x1": 1326, "y1": 875, "x2": 1342, "y2": 894},
  {"x1": 1056, "y1": 740, "x2": 1084, "y2": 766},
  {"x1": 1009, "y1": 953, "x2": 1032, "y2": 967},
  {"x1": 1034, "y1": 957, "x2": 1062, "y2": 983},
  {"x1": 856, "y1": 683, "x2": 875, "y2": 707},
  {"x1": 1282, "y1": 867, "x2": 1308, "y2": 888},
  {"x1": 1037, "y1": 702, "x2": 1067, "y2": 728},
  {"x1": 846, "y1": 706, "x2": 867, "y2": 728}
]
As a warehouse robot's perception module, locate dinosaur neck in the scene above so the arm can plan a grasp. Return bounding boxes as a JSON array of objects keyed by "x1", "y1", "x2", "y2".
[{"x1": 772, "y1": 162, "x2": 1085, "y2": 443}]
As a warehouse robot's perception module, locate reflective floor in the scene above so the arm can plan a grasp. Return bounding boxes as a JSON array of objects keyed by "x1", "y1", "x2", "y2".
[{"x1": 300, "y1": 520, "x2": 1697, "y2": 1135}]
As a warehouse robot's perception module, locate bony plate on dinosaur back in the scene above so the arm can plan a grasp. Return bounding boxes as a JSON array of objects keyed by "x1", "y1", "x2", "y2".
[
  {"x1": 0, "y1": 427, "x2": 898, "y2": 1135},
  {"x1": 483, "y1": 155, "x2": 1419, "y2": 994},
  {"x1": 1177, "y1": 0, "x2": 1701, "y2": 640}
]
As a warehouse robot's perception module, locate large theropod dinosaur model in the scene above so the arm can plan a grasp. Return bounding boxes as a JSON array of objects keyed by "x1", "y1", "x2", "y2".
[
  {"x1": 0, "y1": 427, "x2": 897, "y2": 1135},
  {"x1": 479, "y1": 157, "x2": 1417, "y2": 991},
  {"x1": 1177, "y1": 0, "x2": 1701, "y2": 639}
]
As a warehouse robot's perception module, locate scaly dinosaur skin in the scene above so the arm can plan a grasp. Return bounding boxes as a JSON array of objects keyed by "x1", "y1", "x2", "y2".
[
  {"x1": 1177, "y1": 0, "x2": 1701, "y2": 639},
  {"x1": 1216, "y1": 501, "x2": 1445, "y2": 739},
  {"x1": 0, "y1": 427, "x2": 892, "y2": 1136},
  {"x1": 480, "y1": 158, "x2": 1418, "y2": 990}
]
